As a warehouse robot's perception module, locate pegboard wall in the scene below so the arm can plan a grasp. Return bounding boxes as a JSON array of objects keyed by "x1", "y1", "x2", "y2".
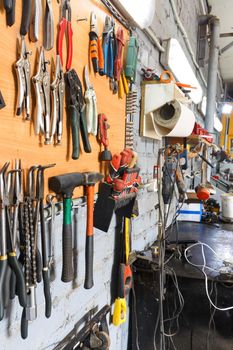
[{"x1": 0, "y1": 0, "x2": 128, "y2": 196}]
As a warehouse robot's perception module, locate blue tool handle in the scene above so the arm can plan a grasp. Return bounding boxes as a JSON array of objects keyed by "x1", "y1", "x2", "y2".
[{"x1": 102, "y1": 36, "x2": 108, "y2": 76}]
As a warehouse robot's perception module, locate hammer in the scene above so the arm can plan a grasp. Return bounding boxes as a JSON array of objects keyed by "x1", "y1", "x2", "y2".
[
  {"x1": 48, "y1": 173, "x2": 85, "y2": 282},
  {"x1": 83, "y1": 172, "x2": 103, "y2": 289}
]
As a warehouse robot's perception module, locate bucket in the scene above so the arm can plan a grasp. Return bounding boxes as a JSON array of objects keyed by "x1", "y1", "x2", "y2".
[{"x1": 221, "y1": 193, "x2": 233, "y2": 220}]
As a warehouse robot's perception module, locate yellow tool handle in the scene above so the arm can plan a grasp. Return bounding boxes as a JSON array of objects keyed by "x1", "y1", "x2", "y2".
[
  {"x1": 113, "y1": 297, "x2": 127, "y2": 326},
  {"x1": 118, "y1": 75, "x2": 124, "y2": 99},
  {"x1": 125, "y1": 217, "x2": 130, "y2": 264},
  {"x1": 122, "y1": 72, "x2": 129, "y2": 94}
]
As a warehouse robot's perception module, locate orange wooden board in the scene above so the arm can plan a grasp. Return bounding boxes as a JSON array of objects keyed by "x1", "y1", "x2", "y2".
[{"x1": 0, "y1": 0, "x2": 128, "y2": 198}]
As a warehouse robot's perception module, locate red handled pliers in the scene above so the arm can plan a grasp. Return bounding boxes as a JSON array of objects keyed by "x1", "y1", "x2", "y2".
[{"x1": 57, "y1": 0, "x2": 73, "y2": 71}]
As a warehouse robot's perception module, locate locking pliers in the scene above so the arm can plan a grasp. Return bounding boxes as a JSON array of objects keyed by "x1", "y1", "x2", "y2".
[
  {"x1": 51, "y1": 55, "x2": 65, "y2": 145},
  {"x1": 32, "y1": 47, "x2": 51, "y2": 145},
  {"x1": 15, "y1": 37, "x2": 31, "y2": 121}
]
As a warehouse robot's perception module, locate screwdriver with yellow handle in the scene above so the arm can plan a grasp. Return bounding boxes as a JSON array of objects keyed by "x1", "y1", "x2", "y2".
[{"x1": 113, "y1": 217, "x2": 132, "y2": 326}]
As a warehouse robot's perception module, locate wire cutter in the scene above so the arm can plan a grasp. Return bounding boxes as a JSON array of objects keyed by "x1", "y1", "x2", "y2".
[
  {"x1": 89, "y1": 12, "x2": 104, "y2": 75},
  {"x1": 84, "y1": 65, "x2": 98, "y2": 136},
  {"x1": 51, "y1": 55, "x2": 65, "y2": 145},
  {"x1": 32, "y1": 47, "x2": 51, "y2": 145},
  {"x1": 102, "y1": 16, "x2": 115, "y2": 78},
  {"x1": 65, "y1": 69, "x2": 92, "y2": 159},
  {"x1": 57, "y1": 0, "x2": 73, "y2": 71},
  {"x1": 15, "y1": 37, "x2": 31, "y2": 121}
]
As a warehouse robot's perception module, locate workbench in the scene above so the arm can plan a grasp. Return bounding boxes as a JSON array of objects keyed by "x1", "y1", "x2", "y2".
[{"x1": 130, "y1": 221, "x2": 233, "y2": 350}]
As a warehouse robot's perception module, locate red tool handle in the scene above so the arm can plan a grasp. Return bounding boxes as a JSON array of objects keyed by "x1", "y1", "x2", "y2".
[
  {"x1": 66, "y1": 21, "x2": 73, "y2": 70},
  {"x1": 57, "y1": 17, "x2": 67, "y2": 66}
]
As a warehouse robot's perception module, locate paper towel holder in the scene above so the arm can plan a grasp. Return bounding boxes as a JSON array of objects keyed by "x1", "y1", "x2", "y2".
[{"x1": 140, "y1": 81, "x2": 192, "y2": 140}]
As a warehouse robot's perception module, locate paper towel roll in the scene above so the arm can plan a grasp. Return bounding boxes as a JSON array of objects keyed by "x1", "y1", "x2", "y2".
[{"x1": 152, "y1": 100, "x2": 195, "y2": 137}]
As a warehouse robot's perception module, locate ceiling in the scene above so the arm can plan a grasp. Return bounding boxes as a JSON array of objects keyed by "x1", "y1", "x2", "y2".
[{"x1": 208, "y1": 0, "x2": 233, "y2": 85}]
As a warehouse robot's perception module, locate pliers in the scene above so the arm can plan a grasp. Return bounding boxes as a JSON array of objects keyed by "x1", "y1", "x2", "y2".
[
  {"x1": 84, "y1": 65, "x2": 98, "y2": 136},
  {"x1": 15, "y1": 37, "x2": 31, "y2": 121},
  {"x1": 89, "y1": 12, "x2": 104, "y2": 75},
  {"x1": 51, "y1": 55, "x2": 65, "y2": 145},
  {"x1": 102, "y1": 16, "x2": 115, "y2": 78},
  {"x1": 57, "y1": 0, "x2": 73, "y2": 71},
  {"x1": 65, "y1": 69, "x2": 92, "y2": 159},
  {"x1": 32, "y1": 47, "x2": 51, "y2": 145}
]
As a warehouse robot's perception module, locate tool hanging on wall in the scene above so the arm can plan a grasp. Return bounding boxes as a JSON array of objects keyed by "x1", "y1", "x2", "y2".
[
  {"x1": 21, "y1": 166, "x2": 40, "y2": 339},
  {"x1": 51, "y1": 55, "x2": 65, "y2": 145},
  {"x1": 83, "y1": 172, "x2": 103, "y2": 290},
  {"x1": 49, "y1": 173, "x2": 85, "y2": 282},
  {"x1": 65, "y1": 69, "x2": 92, "y2": 160},
  {"x1": 29, "y1": 0, "x2": 42, "y2": 42},
  {"x1": 125, "y1": 35, "x2": 139, "y2": 84},
  {"x1": 97, "y1": 113, "x2": 112, "y2": 162},
  {"x1": 20, "y1": 0, "x2": 32, "y2": 36},
  {"x1": 84, "y1": 65, "x2": 98, "y2": 136},
  {"x1": 15, "y1": 37, "x2": 31, "y2": 120},
  {"x1": 54, "y1": 305, "x2": 111, "y2": 350},
  {"x1": 57, "y1": 0, "x2": 73, "y2": 70},
  {"x1": 102, "y1": 16, "x2": 116, "y2": 79},
  {"x1": 32, "y1": 47, "x2": 51, "y2": 144},
  {"x1": 3, "y1": 0, "x2": 15, "y2": 26},
  {"x1": 89, "y1": 12, "x2": 104, "y2": 75},
  {"x1": 125, "y1": 90, "x2": 138, "y2": 149},
  {"x1": 0, "y1": 162, "x2": 27, "y2": 321},
  {"x1": 114, "y1": 26, "x2": 127, "y2": 99},
  {"x1": 113, "y1": 217, "x2": 132, "y2": 326},
  {"x1": 94, "y1": 149, "x2": 140, "y2": 233},
  {"x1": 43, "y1": 0, "x2": 54, "y2": 50},
  {"x1": 46, "y1": 195, "x2": 56, "y2": 282},
  {"x1": 36, "y1": 164, "x2": 55, "y2": 319}
]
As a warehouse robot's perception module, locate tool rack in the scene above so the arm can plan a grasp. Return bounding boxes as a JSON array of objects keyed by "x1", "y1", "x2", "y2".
[{"x1": 0, "y1": 0, "x2": 128, "y2": 197}]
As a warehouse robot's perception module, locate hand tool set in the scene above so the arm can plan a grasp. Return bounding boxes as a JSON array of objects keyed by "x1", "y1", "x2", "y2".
[
  {"x1": 48, "y1": 171, "x2": 103, "y2": 289},
  {"x1": 1, "y1": 1, "x2": 142, "y2": 341},
  {"x1": 0, "y1": 161, "x2": 56, "y2": 339}
]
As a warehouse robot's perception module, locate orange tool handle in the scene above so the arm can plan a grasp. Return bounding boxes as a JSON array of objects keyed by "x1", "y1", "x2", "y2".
[
  {"x1": 160, "y1": 70, "x2": 174, "y2": 83},
  {"x1": 86, "y1": 185, "x2": 94, "y2": 237},
  {"x1": 97, "y1": 37, "x2": 104, "y2": 74},
  {"x1": 89, "y1": 33, "x2": 99, "y2": 73},
  {"x1": 84, "y1": 185, "x2": 95, "y2": 289}
]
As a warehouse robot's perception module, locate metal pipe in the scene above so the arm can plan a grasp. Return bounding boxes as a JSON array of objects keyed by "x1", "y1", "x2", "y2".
[
  {"x1": 169, "y1": 0, "x2": 207, "y2": 88},
  {"x1": 144, "y1": 27, "x2": 165, "y2": 52},
  {"x1": 205, "y1": 17, "x2": 220, "y2": 133},
  {"x1": 205, "y1": 16, "x2": 220, "y2": 181}
]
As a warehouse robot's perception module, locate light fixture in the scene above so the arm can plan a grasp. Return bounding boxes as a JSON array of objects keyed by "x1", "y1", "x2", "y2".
[
  {"x1": 160, "y1": 38, "x2": 203, "y2": 104},
  {"x1": 222, "y1": 103, "x2": 233, "y2": 115},
  {"x1": 111, "y1": 0, "x2": 155, "y2": 29}
]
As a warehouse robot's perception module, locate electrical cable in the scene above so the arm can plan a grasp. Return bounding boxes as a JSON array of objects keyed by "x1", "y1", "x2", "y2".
[
  {"x1": 131, "y1": 283, "x2": 140, "y2": 350},
  {"x1": 184, "y1": 242, "x2": 233, "y2": 311}
]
